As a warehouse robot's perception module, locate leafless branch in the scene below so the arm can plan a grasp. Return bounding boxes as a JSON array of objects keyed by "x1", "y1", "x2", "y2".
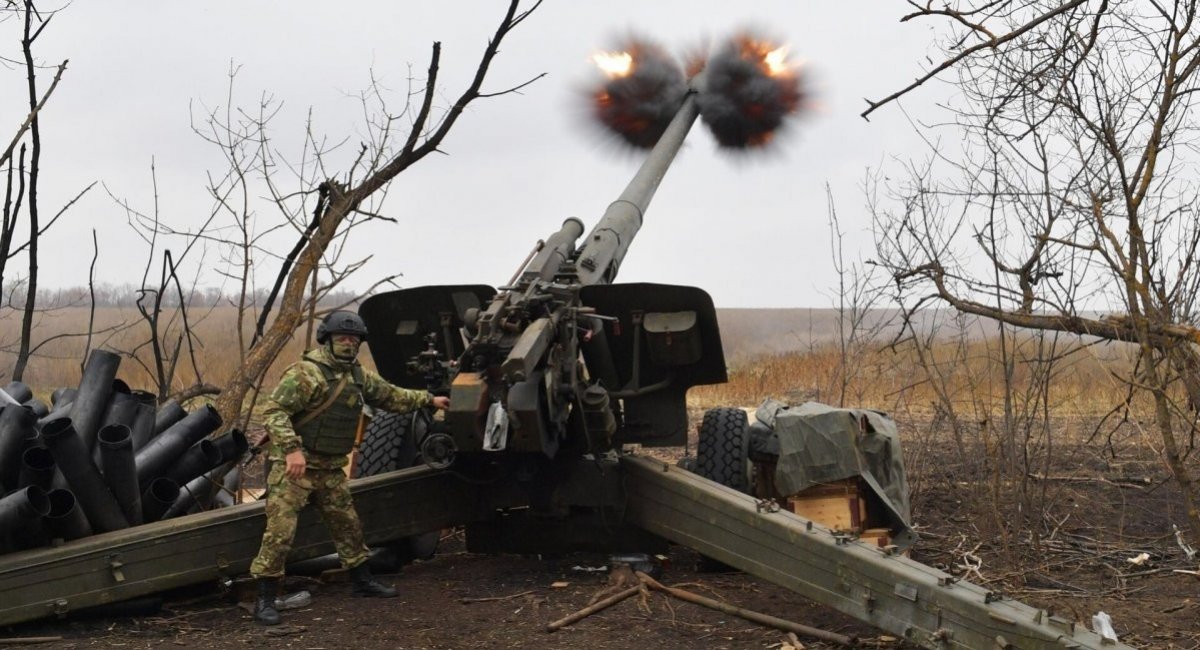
[
  {"x1": 0, "y1": 57, "x2": 63, "y2": 169},
  {"x1": 863, "y1": 0, "x2": 1090, "y2": 119}
]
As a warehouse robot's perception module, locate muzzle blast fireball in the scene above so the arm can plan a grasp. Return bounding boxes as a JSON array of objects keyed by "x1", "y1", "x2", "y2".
[{"x1": 587, "y1": 30, "x2": 806, "y2": 150}]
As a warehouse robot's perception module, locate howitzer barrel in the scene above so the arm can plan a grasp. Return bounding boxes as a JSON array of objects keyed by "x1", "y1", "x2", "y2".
[
  {"x1": 518, "y1": 217, "x2": 585, "y2": 285},
  {"x1": 574, "y1": 88, "x2": 701, "y2": 286}
]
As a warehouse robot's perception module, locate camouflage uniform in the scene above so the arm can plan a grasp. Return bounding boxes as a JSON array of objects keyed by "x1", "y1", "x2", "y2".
[{"x1": 249, "y1": 345, "x2": 433, "y2": 578}]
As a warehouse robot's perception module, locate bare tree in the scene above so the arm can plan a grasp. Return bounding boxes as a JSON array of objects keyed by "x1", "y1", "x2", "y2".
[
  {"x1": 822, "y1": 183, "x2": 892, "y2": 407},
  {"x1": 97, "y1": 2, "x2": 542, "y2": 413},
  {"x1": 100, "y1": 159, "x2": 208, "y2": 401},
  {"x1": 200, "y1": 0, "x2": 544, "y2": 432},
  {"x1": 867, "y1": 1, "x2": 1200, "y2": 543},
  {"x1": 1, "y1": 0, "x2": 93, "y2": 380}
]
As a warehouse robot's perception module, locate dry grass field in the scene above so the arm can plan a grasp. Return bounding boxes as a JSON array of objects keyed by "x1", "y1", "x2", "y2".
[
  {"x1": 0, "y1": 305, "x2": 312, "y2": 403},
  {"x1": 0, "y1": 304, "x2": 1137, "y2": 411},
  {"x1": 706, "y1": 312, "x2": 1133, "y2": 414}
]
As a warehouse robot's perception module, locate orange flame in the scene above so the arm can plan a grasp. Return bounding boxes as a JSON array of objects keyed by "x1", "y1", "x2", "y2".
[
  {"x1": 739, "y1": 38, "x2": 796, "y2": 77},
  {"x1": 591, "y1": 50, "x2": 634, "y2": 78},
  {"x1": 764, "y1": 45, "x2": 790, "y2": 76}
]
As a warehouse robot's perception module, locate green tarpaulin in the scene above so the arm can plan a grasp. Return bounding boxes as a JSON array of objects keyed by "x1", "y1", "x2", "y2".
[{"x1": 755, "y1": 399, "x2": 917, "y2": 549}]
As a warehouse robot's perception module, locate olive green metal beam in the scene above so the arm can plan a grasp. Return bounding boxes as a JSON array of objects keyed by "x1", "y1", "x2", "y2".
[
  {"x1": 0, "y1": 466, "x2": 480, "y2": 627},
  {"x1": 620, "y1": 455, "x2": 1131, "y2": 650}
]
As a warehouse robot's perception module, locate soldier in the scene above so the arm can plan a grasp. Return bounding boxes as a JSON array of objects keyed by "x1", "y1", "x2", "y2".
[{"x1": 249, "y1": 310, "x2": 450, "y2": 626}]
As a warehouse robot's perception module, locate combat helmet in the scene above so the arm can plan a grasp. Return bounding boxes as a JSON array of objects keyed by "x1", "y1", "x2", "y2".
[{"x1": 316, "y1": 310, "x2": 369, "y2": 344}]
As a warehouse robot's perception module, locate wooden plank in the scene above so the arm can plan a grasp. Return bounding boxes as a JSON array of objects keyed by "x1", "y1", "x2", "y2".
[
  {"x1": 787, "y1": 493, "x2": 867, "y2": 531},
  {"x1": 792, "y1": 478, "x2": 859, "y2": 497}
]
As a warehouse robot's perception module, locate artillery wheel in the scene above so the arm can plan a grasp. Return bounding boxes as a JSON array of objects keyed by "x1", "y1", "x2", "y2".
[
  {"x1": 695, "y1": 407, "x2": 750, "y2": 494},
  {"x1": 354, "y1": 411, "x2": 440, "y2": 562},
  {"x1": 694, "y1": 407, "x2": 750, "y2": 573},
  {"x1": 355, "y1": 411, "x2": 418, "y2": 476}
]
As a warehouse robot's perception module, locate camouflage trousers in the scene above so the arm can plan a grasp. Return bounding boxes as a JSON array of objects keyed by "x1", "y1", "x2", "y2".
[{"x1": 249, "y1": 463, "x2": 370, "y2": 578}]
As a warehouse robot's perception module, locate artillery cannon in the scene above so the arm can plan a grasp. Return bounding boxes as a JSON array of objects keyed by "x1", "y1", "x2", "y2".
[
  {"x1": 0, "y1": 48, "x2": 1130, "y2": 649},
  {"x1": 345, "y1": 71, "x2": 1128, "y2": 647},
  {"x1": 358, "y1": 81, "x2": 722, "y2": 485}
]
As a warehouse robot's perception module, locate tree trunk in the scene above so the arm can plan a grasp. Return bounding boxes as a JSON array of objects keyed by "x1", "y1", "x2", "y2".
[
  {"x1": 1152, "y1": 352, "x2": 1200, "y2": 543},
  {"x1": 212, "y1": 193, "x2": 348, "y2": 431}
]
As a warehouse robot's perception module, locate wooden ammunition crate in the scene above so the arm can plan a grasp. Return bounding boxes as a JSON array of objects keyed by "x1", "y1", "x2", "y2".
[{"x1": 786, "y1": 478, "x2": 868, "y2": 532}]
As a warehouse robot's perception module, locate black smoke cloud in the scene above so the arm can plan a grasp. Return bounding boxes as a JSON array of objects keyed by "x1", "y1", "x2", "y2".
[
  {"x1": 589, "y1": 39, "x2": 688, "y2": 149},
  {"x1": 696, "y1": 34, "x2": 803, "y2": 149}
]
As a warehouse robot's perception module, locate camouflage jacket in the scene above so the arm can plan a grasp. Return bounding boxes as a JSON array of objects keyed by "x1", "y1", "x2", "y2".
[{"x1": 262, "y1": 345, "x2": 433, "y2": 469}]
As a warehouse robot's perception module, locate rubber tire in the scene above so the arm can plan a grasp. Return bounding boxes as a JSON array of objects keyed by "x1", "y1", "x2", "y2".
[
  {"x1": 695, "y1": 408, "x2": 750, "y2": 494},
  {"x1": 694, "y1": 407, "x2": 750, "y2": 573},
  {"x1": 355, "y1": 411, "x2": 418, "y2": 476},
  {"x1": 353, "y1": 411, "x2": 439, "y2": 561}
]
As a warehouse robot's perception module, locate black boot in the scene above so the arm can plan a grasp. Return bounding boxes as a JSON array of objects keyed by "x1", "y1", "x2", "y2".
[
  {"x1": 350, "y1": 563, "x2": 397, "y2": 598},
  {"x1": 253, "y1": 578, "x2": 282, "y2": 625}
]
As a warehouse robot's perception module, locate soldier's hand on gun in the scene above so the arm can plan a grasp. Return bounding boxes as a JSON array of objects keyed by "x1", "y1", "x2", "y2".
[
  {"x1": 431, "y1": 395, "x2": 450, "y2": 410},
  {"x1": 284, "y1": 449, "x2": 306, "y2": 479}
]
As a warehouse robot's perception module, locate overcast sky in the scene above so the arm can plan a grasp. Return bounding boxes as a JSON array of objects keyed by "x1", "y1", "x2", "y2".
[{"x1": 2, "y1": 1, "x2": 941, "y2": 308}]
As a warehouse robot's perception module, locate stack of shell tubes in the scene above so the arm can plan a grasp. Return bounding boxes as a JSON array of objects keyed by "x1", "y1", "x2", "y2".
[{"x1": 0, "y1": 349, "x2": 247, "y2": 553}]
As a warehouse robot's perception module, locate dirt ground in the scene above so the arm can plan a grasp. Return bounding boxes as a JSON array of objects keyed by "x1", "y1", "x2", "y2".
[
  {"x1": 2, "y1": 414, "x2": 1199, "y2": 649},
  {"x1": 0, "y1": 536, "x2": 907, "y2": 650}
]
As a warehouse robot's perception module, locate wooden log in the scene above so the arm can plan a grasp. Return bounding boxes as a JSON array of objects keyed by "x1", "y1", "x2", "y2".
[
  {"x1": 635, "y1": 571, "x2": 856, "y2": 647},
  {"x1": 545, "y1": 584, "x2": 641, "y2": 632}
]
